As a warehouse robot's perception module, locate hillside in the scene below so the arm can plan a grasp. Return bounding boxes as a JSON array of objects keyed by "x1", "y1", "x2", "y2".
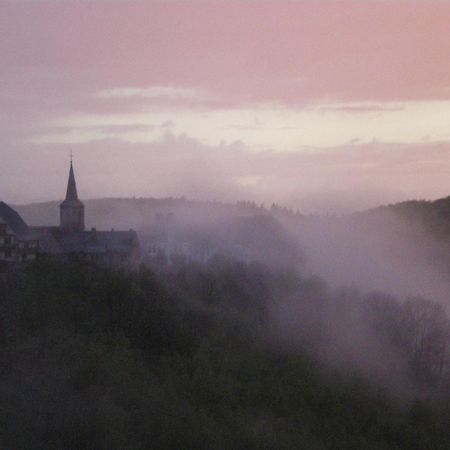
[
  {"x1": 281, "y1": 196, "x2": 450, "y2": 302},
  {"x1": 1, "y1": 258, "x2": 450, "y2": 449},
  {"x1": 13, "y1": 195, "x2": 450, "y2": 282},
  {"x1": 13, "y1": 198, "x2": 272, "y2": 230},
  {"x1": 357, "y1": 196, "x2": 450, "y2": 239},
  {"x1": 4, "y1": 196, "x2": 450, "y2": 448},
  {"x1": 14, "y1": 198, "x2": 303, "y2": 267},
  {"x1": 14, "y1": 195, "x2": 450, "y2": 236}
]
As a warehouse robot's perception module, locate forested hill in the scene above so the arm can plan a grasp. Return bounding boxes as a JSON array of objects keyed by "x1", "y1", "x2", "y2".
[
  {"x1": 14, "y1": 198, "x2": 303, "y2": 267},
  {"x1": 356, "y1": 196, "x2": 450, "y2": 239},
  {"x1": 14, "y1": 195, "x2": 450, "y2": 232},
  {"x1": 13, "y1": 198, "x2": 278, "y2": 230},
  {"x1": 1, "y1": 258, "x2": 450, "y2": 449}
]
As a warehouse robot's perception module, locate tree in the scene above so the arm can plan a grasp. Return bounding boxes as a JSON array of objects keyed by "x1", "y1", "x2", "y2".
[{"x1": 401, "y1": 298, "x2": 450, "y2": 382}]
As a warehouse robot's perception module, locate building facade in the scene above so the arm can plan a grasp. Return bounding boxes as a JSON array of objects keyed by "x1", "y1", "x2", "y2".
[{"x1": 0, "y1": 202, "x2": 39, "y2": 265}]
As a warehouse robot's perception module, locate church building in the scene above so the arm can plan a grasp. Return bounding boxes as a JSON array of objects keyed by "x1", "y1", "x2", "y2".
[{"x1": 0, "y1": 160, "x2": 140, "y2": 270}]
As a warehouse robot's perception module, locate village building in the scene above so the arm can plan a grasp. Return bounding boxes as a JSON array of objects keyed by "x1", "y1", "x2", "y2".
[
  {"x1": 0, "y1": 202, "x2": 39, "y2": 267},
  {"x1": 0, "y1": 161, "x2": 140, "y2": 270}
]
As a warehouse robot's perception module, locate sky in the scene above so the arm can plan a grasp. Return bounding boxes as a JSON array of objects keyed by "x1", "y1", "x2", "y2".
[{"x1": 1, "y1": 0, "x2": 450, "y2": 213}]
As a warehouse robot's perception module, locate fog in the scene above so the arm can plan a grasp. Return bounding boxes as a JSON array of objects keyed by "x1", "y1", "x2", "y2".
[
  {"x1": 14, "y1": 191, "x2": 450, "y2": 400},
  {"x1": 266, "y1": 205, "x2": 450, "y2": 398},
  {"x1": 3, "y1": 1, "x2": 450, "y2": 445},
  {"x1": 293, "y1": 210, "x2": 450, "y2": 304}
]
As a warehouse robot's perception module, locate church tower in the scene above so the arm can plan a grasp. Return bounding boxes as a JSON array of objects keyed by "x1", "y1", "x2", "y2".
[{"x1": 60, "y1": 159, "x2": 85, "y2": 232}]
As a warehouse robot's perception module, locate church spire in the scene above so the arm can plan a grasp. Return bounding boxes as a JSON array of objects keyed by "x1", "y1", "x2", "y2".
[
  {"x1": 60, "y1": 156, "x2": 85, "y2": 231},
  {"x1": 65, "y1": 160, "x2": 79, "y2": 201}
]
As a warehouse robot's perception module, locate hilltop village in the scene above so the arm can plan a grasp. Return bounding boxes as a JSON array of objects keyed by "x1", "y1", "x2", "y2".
[
  {"x1": 2, "y1": 156, "x2": 304, "y2": 273},
  {"x1": 0, "y1": 161, "x2": 140, "y2": 270}
]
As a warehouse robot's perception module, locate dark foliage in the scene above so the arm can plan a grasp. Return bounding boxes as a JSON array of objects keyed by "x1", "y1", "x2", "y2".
[{"x1": 0, "y1": 258, "x2": 449, "y2": 449}]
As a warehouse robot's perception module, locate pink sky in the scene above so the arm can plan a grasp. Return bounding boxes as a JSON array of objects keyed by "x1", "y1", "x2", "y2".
[{"x1": 1, "y1": 1, "x2": 450, "y2": 212}]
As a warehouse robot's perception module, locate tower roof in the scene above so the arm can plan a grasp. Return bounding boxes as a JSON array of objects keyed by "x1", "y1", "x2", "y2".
[
  {"x1": 60, "y1": 160, "x2": 84, "y2": 208},
  {"x1": 0, "y1": 201, "x2": 30, "y2": 236},
  {"x1": 66, "y1": 161, "x2": 79, "y2": 201}
]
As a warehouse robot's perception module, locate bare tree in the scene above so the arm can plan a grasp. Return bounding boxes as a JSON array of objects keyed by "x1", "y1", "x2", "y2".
[{"x1": 401, "y1": 298, "x2": 450, "y2": 382}]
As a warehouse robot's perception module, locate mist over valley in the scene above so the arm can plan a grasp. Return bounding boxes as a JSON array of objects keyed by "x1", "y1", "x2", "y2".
[{"x1": 3, "y1": 1, "x2": 450, "y2": 448}]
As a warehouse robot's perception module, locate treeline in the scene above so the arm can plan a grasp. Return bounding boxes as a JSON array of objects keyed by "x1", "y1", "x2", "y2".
[
  {"x1": 362, "y1": 196, "x2": 450, "y2": 240},
  {"x1": 0, "y1": 258, "x2": 449, "y2": 449}
]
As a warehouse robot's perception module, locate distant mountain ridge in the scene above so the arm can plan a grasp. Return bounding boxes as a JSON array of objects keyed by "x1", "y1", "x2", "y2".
[
  {"x1": 13, "y1": 198, "x2": 303, "y2": 267},
  {"x1": 13, "y1": 198, "x2": 284, "y2": 230},
  {"x1": 11, "y1": 195, "x2": 450, "y2": 288},
  {"x1": 357, "y1": 196, "x2": 450, "y2": 239},
  {"x1": 13, "y1": 194, "x2": 450, "y2": 235}
]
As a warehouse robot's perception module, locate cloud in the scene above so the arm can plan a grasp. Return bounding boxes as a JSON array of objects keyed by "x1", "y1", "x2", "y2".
[
  {"x1": 314, "y1": 103, "x2": 405, "y2": 113},
  {"x1": 2, "y1": 1, "x2": 450, "y2": 210},
  {"x1": 235, "y1": 175, "x2": 261, "y2": 187},
  {"x1": 3, "y1": 134, "x2": 450, "y2": 214},
  {"x1": 97, "y1": 85, "x2": 212, "y2": 102},
  {"x1": 30, "y1": 100, "x2": 450, "y2": 150}
]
